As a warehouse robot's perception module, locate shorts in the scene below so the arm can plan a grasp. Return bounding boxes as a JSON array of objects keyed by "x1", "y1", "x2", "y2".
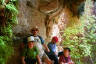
[{"x1": 25, "y1": 58, "x2": 37, "y2": 64}]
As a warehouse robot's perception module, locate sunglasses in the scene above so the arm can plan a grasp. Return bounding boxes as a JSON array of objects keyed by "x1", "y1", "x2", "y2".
[{"x1": 32, "y1": 29, "x2": 38, "y2": 31}]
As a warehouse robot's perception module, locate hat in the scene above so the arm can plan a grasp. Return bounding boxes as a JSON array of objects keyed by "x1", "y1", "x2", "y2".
[
  {"x1": 52, "y1": 36, "x2": 58, "y2": 43},
  {"x1": 27, "y1": 36, "x2": 35, "y2": 42},
  {"x1": 31, "y1": 26, "x2": 39, "y2": 31}
]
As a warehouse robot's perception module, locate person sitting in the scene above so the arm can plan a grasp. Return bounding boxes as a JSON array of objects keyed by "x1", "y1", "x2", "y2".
[
  {"x1": 21, "y1": 36, "x2": 40, "y2": 64},
  {"x1": 59, "y1": 47, "x2": 74, "y2": 64},
  {"x1": 46, "y1": 36, "x2": 59, "y2": 64}
]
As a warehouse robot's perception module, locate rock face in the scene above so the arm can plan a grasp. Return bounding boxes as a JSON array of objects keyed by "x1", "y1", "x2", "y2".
[
  {"x1": 13, "y1": 0, "x2": 47, "y2": 39},
  {"x1": 13, "y1": 0, "x2": 60, "y2": 39},
  {"x1": 13, "y1": 0, "x2": 84, "y2": 40}
]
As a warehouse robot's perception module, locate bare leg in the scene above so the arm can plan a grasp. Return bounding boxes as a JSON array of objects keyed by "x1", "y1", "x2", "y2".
[{"x1": 44, "y1": 58, "x2": 52, "y2": 64}]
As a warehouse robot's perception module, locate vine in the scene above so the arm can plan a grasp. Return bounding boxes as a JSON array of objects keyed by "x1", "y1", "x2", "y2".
[{"x1": 0, "y1": 0, "x2": 18, "y2": 64}]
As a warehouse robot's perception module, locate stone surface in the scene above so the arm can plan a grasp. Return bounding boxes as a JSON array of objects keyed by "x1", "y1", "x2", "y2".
[
  {"x1": 13, "y1": 0, "x2": 46, "y2": 39},
  {"x1": 13, "y1": 0, "x2": 84, "y2": 40}
]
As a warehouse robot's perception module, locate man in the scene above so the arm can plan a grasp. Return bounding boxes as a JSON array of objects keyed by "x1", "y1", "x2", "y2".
[
  {"x1": 47, "y1": 36, "x2": 59, "y2": 64},
  {"x1": 59, "y1": 48, "x2": 74, "y2": 64},
  {"x1": 30, "y1": 27, "x2": 49, "y2": 52},
  {"x1": 22, "y1": 27, "x2": 51, "y2": 64}
]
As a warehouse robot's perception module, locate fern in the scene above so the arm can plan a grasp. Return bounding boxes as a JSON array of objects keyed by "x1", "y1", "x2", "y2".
[
  {"x1": 0, "y1": 0, "x2": 18, "y2": 64},
  {"x1": 0, "y1": 0, "x2": 5, "y2": 5},
  {"x1": 6, "y1": 3, "x2": 18, "y2": 14},
  {"x1": 0, "y1": 36, "x2": 13, "y2": 64}
]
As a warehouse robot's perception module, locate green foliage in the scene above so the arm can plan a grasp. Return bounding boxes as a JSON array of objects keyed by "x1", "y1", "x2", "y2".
[
  {"x1": 6, "y1": 3, "x2": 18, "y2": 14},
  {"x1": 5, "y1": 1, "x2": 18, "y2": 24},
  {"x1": 62, "y1": 0, "x2": 96, "y2": 64},
  {"x1": 0, "y1": 36, "x2": 13, "y2": 64},
  {"x1": 0, "y1": 0, "x2": 5, "y2": 5},
  {"x1": 62, "y1": 26, "x2": 92, "y2": 63},
  {"x1": 1, "y1": 26, "x2": 13, "y2": 37},
  {"x1": 0, "y1": 0, "x2": 18, "y2": 64}
]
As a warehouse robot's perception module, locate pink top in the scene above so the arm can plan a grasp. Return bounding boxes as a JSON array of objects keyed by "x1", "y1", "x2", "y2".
[{"x1": 59, "y1": 55, "x2": 71, "y2": 63}]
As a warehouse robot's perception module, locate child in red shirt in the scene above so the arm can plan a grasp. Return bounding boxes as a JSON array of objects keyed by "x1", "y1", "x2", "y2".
[{"x1": 59, "y1": 48, "x2": 74, "y2": 64}]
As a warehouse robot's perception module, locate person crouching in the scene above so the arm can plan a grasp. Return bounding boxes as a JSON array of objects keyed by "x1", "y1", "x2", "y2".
[
  {"x1": 59, "y1": 48, "x2": 74, "y2": 64},
  {"x1": 47, "y1": 36, "x2": 59, "y2": 64},
  {"x1": 21, "y1": 36, "x2": 40, "y2": 64}
]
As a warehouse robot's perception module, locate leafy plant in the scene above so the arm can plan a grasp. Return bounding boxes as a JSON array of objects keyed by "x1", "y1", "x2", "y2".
[
  {"x1": 62, "y1": 0, "x2": 96, "y2": 64},
  {"x1": 0, "y1": 0, "x2": 5, "y2": 5},
  {"x1": 0, "y1": 0, "x2": 18, "y2": 64},
  {"x1": 0, "y1": 36, "x2": 13, "y2": 64}
]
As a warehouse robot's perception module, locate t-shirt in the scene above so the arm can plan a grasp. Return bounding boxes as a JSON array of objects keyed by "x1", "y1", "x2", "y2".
[
  {"x1": 31, "y1": 36, "x2": 45, "y2": 58},
  {"x1": 59, "y1": 55, "x2": 71, "y2": 63},
  {"x1": 23, "y1": 35, "x2": 45, "y2": 58},
  {"x1": 48, "y1": 42, "x2": 57, "y2": 54},
  {"x1": 23, "y1": 35, "x2": 44, "y2": 45},
  {"x1": 22, "y1": 46, "x2": 39, "y2": 59},
  {"x1": 35, "y1": 42, "x2": 45, "y2": 58}
]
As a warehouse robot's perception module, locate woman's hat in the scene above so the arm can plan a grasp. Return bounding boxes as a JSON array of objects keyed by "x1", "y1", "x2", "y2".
[
  {"x1": 27, "y1": 36, "x2": 35, "y2": 42},
  {"x1": 31, "y1": 26, "x2": 39, "y2": 32}
]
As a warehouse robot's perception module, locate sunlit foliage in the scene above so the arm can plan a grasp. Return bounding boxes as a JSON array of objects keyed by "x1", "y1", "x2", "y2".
[
  {"x1": 0, "y1": 0, "x2": 18, "y2": 64},
  {"x1": 62, "y1": 0, "x2": 96, "y2": 64}
]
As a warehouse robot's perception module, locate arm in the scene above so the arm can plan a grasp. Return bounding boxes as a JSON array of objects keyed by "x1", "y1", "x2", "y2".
[
  {"x1": 54, "y1": 52, "x2": 57, "y2": 56},
  {"x1": 21, "y1": 56, "x2": 26, "y2": 64},
  {"x1": 36, "y1": 55, "x2": 41, "y2": 64},
  {"x1": 59, "y1": 56, "x2": 64, "y2": 64},
  {"x1": 60, "y1": 62, "x2": 69, "y2": 64},
  {"x1": 38, "y1": 36, "x2": 50, "y2": 52},
  {"x1": 43, "y1": 43, "x2": 50, "y2": 52},
  {"x1": 59, "y1": 62, "x2": 64, "y2": 64},
  {"x1": 68, "y1": 61, "x2": 74, "y2": 64}
]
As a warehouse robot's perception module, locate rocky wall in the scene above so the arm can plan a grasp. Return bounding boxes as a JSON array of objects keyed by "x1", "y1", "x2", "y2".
[{"x1": 13, "y1": 0, "x2": 46, "y2": 39}]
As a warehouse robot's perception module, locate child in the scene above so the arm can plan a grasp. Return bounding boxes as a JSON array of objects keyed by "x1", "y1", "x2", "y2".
[
  {"x1": 47, "y1": 36, "x2": 59, "y2": 64},
  {"x1": 59, "y1": 48, "x2": 74, "y2": 64},
  {"x1": 21, "y1": 36, "x2": 40, "y2": 64}
]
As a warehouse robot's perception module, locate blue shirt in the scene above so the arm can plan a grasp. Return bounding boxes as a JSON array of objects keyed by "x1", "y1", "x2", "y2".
[{"x1": 48, "y1": 42, "x2": 56, "y2": 53}]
